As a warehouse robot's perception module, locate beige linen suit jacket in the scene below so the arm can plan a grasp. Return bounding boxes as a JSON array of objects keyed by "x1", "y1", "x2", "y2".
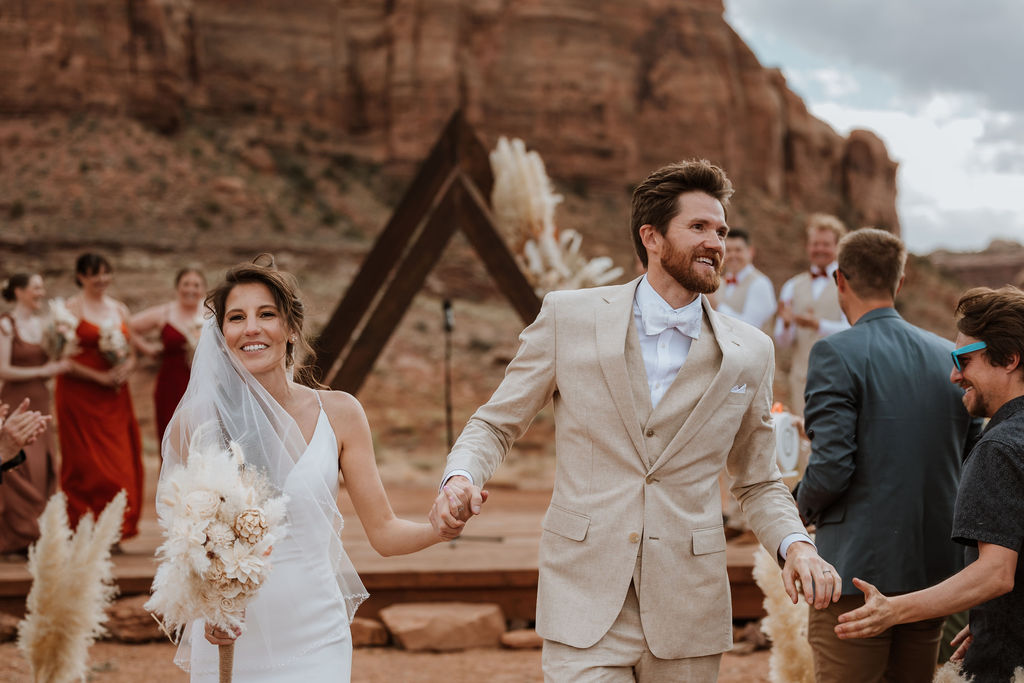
[{"x1": 444, "y1": 278, "x2": 805, "y2": 659}]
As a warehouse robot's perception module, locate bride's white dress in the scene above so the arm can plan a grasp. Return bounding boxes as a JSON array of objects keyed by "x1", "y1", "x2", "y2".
[{"x1": 188, "y1": 405, "x2": 353, "y2": 681}]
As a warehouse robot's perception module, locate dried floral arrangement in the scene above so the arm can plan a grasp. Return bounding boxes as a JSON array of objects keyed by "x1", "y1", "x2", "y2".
[
  {"x1": 17, "y1": 491, "x2": 126, "y2": 683},
  {"x1": 751, "y1": 545, "x2": 815, "y2": 683},
  {"x1": 97, "y1": 321, "x2": 129, "y2": 367},
  {"x1": 490, "y1": 136, "x2": 624, "y2": 294},
  {"x1": 41, "y1": 298, "x2": 79, "y2": 360},
  {"x1": 146, "y1": 430, "x2": 288, "y2": 682}
]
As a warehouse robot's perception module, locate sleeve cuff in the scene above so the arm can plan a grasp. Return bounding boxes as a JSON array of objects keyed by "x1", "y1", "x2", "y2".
[
  {"x1": 778, "y1": 532, "x2": 815, "y2": 562},
  {"x1": 440, "y1": 470, "x2": 475, "y2": 491}
]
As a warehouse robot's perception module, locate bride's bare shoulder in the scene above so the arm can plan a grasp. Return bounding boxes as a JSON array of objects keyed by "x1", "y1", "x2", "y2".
[{"x1": 317, "y1": 388, "x2": 368, "y2": 424}]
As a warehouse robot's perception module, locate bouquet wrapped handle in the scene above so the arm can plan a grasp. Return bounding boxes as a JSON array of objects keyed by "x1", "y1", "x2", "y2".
[{"x1": 219, "y1": 642, "x2": 234, "y2": 683}]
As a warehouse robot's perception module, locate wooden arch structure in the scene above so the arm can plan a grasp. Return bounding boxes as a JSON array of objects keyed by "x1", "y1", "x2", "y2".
[{"x1": 312, "y1": 111, "x2": 542, "y2": 393}]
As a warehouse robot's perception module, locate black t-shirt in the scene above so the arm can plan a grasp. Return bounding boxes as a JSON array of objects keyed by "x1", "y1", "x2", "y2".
[{"x1": 951, "y1": 395, "x2": 1024, "y2": 681}]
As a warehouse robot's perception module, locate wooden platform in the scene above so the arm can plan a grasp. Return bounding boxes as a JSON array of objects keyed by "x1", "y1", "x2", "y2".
[{"x1": 0, "y1": 472, "x2": 767, "y2": 621}]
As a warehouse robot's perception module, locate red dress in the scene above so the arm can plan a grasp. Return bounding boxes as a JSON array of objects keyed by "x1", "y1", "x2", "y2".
[
  {"x1": 0, "y1": 315, "x2": 57, "y2": 553},
  {"x1": 154, "y1": 323, "x2": 190, "y2": 445},
  {"x1": 55, "y1": 319, "x2": 143, "y2": 539}
]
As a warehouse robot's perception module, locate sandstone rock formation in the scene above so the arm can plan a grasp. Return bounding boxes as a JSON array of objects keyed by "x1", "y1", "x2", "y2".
[
  {"x1": 929, "y1": 240, "x2": 1024, "y2": 290},
  {"x1": 0, "y1": 0, "x2": 898, "y2": 232}
]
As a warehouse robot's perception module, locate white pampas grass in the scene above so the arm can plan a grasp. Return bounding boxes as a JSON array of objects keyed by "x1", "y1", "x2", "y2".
[
  {"x1": 146, "y1": 432, "x2": 288, "y2": 639},
  {"x1": 490, "y1": 136, "x2": 624, "y2": 294},
  {"x1": 934, "y1": 660, "x2": 971, "y2": 682},
  {"x1": 933, "y1": 661, "x2": 1024, "y2": 682},
  {"x1": 752, "y1": 546, "x2": 815, "y2": 683},
  {"x1": 17, "y1": 490, "x2": 126, "y2": 683}
]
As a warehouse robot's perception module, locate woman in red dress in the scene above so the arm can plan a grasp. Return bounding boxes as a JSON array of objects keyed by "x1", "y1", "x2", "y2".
[
  {"x1": 0, "y1": 273, "x2": 70, "y2": 553},
  {"x1": 131, "y1": 268, "x2": 206, "y2": 445},
  {"x1": 55, "y1": 253, "x2": 144, "y2": 539}
]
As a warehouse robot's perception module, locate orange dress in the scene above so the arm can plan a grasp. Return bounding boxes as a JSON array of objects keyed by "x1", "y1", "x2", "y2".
[{"x1": 55, "y1": 318, "x2": 143, "y2": 539}]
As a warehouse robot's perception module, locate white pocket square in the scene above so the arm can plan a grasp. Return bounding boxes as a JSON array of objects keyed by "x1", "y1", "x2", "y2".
[{"x1": 729, "y1": 384, "x2": 747, "y2": 394}]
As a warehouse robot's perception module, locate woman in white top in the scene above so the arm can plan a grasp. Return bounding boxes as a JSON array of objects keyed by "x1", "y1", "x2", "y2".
[{"x1": 161, "y1": 254, "x2": 461, "y2": 682}]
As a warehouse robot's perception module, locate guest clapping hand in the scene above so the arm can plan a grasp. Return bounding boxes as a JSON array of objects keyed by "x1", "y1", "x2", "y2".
[{"x1": 0, "y1": 398, "x2": 49, "y2": 475}]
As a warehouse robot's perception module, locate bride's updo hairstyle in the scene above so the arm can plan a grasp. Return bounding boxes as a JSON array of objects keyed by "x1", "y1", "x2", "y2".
[{"x1": 205, "y1": 253, "x2": 321, "y2": 386}]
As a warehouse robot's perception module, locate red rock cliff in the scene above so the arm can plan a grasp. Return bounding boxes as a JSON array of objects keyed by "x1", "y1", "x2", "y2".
[{"x1": 0, "y1": 0, "x2": 897, "y2": 232}]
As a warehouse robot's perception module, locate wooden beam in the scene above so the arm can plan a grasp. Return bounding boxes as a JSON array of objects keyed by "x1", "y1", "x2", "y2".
[
  {"x1": 312, "y1": 111, "x2": 464, "y2": 383},
  {"x1": 329, "y1": 185, "x2": 461, "y2": 393},
  {"x1": 457, "y1": 173, "x2": 542, "y2": 324}
]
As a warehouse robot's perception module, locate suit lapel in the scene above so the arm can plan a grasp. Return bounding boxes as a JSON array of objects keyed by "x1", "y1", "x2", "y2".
[
  {"x1": 649, "y1": 297, "x2": 743, "y2": 472},
  {"x1": 596, "y1": 278, "x2": 647, "y2": 462}
]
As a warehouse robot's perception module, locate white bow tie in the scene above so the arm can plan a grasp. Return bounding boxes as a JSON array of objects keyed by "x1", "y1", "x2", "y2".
[{"x1": 642, "y1": 304, "x2": 702, "y2": 339}]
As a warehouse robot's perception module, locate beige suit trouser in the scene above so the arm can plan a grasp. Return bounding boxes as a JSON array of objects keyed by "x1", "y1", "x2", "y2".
[
  {"x1": 808, "y1": 595, "x2": 944, "y2": 683},
  {"x1": 541, "y1": 552, "x2": 722, "y2": 682}
]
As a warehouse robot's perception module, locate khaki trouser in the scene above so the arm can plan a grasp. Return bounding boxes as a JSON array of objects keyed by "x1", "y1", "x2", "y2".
[
  {"x1": 808, "y1": 594, "x2": 944, "y2": 683},
  {"x1": 542, "y1": 580, "x2": 722, "y2": 682}
]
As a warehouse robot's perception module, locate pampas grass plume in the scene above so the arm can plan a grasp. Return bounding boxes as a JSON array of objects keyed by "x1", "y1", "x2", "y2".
[
  {"x1": 17, "y1": 490, "x2": 126, "y2": 683},
  {"x1": 752, "y1": 546, "x2": 815, "y2": 683}
]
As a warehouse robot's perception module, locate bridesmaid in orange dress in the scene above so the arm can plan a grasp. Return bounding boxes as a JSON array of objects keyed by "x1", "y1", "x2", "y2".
[
  {"x1": 130, "y1": 268, "x2": 206, "y2": 445},
  {"x1": 55, "y1": 253, "x2": 144, "y2": 539},
  {"x1": 0, "y1": 273, "x2": 70, "y2": 554}
]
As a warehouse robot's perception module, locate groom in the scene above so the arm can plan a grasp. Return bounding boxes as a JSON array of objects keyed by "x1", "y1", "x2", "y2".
[{"x1": 432, "y1": 159, "x2": 839, "y2": 680}]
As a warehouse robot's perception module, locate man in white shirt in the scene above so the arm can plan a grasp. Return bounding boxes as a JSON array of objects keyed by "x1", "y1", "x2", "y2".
[
  {"x1": 715, "y1": 228, "x2": 776, "y2": 332},
  {"x1": 431, "y1": 159, "x2": 838, "y2": 681},
  {"x1": 774, "y1": 214, "x2": 850, "y2": 415}
]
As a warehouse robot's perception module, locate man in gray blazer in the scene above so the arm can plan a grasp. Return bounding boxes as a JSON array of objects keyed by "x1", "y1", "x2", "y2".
[{"x1": 796, "y1": 228, "x2": 982, "y2": 683}]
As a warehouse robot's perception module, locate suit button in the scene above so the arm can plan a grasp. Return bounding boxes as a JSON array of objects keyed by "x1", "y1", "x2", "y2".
[
  {"x1": 629, "y1": 532, "x2": 640, "y2": 543},
  {"x1": 645, "y1": 428, "x2": 655, "y2": 437}
]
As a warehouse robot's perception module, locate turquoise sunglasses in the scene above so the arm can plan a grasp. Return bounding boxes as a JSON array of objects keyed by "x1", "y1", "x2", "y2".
[{"x1": 951, "y1": 341, "x2": 987, "y2": 371}]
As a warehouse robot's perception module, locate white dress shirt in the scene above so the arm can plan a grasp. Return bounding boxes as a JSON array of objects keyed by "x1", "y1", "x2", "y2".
[
  {"x1": 717, "y1": 264, "x2": 777, "y2": 329},
  {"x1": 774, "y1": 261, "x2": 850, "y2": 347},
  {"x1": 632, "y1": 276, "x2": 701, "y2": 410}
]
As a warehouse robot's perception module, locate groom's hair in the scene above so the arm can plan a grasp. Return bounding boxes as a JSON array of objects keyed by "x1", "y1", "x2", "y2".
[{"x1": 630, "y1": 159, "x2": 733, "y2": 268}]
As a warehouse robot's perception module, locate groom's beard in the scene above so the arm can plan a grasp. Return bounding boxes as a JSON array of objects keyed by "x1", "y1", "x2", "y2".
[{"x1": 662, "y1": 241, "x2": 722, "y2": 294}]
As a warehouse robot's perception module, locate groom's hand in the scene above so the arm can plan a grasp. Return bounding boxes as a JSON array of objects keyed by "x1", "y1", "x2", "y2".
[{"x1": 782, "y1": 541, "x2": 841, "y2": 610}]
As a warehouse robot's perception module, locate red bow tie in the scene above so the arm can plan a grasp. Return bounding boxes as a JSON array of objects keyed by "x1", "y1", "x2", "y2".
[
  {"x1": 810, "y1": 268, "x2": 828, "y2": 279},
  {"x1": 725, "y1": 274, "x2": 738, "y2": 286}
]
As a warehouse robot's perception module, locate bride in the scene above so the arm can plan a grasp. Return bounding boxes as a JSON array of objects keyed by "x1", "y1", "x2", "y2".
[{"x1": 159, "y1": 255, "x2": 463, "y2": 681}]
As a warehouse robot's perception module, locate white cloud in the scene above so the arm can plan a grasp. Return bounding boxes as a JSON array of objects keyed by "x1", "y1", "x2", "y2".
[{"x1": 724, "y1": 0, "x2": 1024, "y2": 253}]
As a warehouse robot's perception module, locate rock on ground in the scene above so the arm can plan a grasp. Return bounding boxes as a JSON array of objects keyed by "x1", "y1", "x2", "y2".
[{"x1": 379, "y1": 602, "x2": 505, "y2": 652}]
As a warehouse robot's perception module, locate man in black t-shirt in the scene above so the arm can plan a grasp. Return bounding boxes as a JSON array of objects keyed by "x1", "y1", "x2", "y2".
[{"x1": 832, "y1": 285, "x2": 1024, "y2": 682}]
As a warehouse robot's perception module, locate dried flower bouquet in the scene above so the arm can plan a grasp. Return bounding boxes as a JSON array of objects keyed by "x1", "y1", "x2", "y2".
[{"x1": 146, "y1": 430, "x2": 288, "y2": 682}]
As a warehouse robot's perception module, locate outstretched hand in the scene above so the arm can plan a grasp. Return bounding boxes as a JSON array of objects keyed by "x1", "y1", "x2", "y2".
[
  {"x1": 782, "y1": 541, "x2": 841, "y2": 610},
  {"x1": 428, "y1": 475, "x2": 489, "y2": 540},
  {"x1": 834, "y1": 577, "x2": 896, "y2": 639}
]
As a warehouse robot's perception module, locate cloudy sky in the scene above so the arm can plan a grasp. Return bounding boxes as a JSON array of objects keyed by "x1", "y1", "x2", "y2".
[{"x1": 724, "y1": 0, "x2": 1024, "y2": 254}]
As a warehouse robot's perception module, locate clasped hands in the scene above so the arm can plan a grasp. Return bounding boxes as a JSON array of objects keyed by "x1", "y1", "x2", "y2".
[
  {"x1": 428, "y1": 475, "x2": 489, "y2": 541},
  {"x1": 777, "y1": 302, "x2": 819, "y2": 331},
  {"x1": 0, "y1": 398, "x2": 50, "y2": 461}
]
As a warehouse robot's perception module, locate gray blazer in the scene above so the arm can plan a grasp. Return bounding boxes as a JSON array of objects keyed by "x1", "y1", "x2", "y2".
[{"x1": 796, "y1": 307, "x2": 982, "y2": 595}]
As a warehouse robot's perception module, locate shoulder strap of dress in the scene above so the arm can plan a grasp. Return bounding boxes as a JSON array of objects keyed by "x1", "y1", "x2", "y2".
[{"x1": 313, "y1": 388, "x2": 324, "y2": 410}]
